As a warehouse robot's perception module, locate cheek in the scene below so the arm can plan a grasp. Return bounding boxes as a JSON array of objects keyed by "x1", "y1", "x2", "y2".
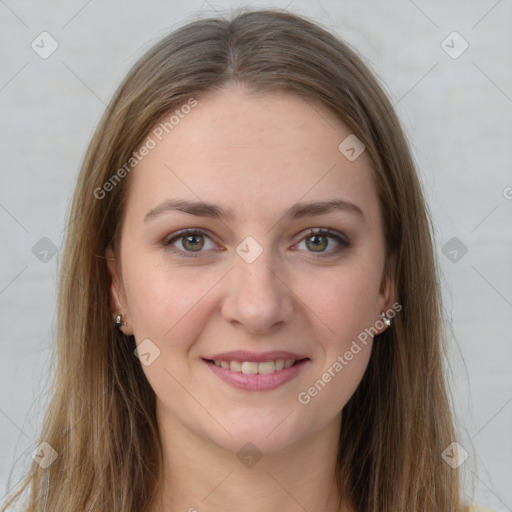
[
  {"x1": 122, "y1": 259, "x2": 223, "y2": 396},
  {"x1": 301, "y1": 262, "x2": 383, "y2": 345},
  {"x1": 295, "y1": 270, "x2": 376, "y2": 417},
  {"x1": 122, "y1": 252, "x2": 222, "y2": 349}
]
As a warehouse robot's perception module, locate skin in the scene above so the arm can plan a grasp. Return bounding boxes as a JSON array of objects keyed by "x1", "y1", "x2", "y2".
[{"x1": 107, "y1": 85, "x2": 395, "y2": 512}]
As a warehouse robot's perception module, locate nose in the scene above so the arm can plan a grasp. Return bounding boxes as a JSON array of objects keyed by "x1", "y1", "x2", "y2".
[{"x1": 221, "y1": 249, "x2": 295, "y2": 335}]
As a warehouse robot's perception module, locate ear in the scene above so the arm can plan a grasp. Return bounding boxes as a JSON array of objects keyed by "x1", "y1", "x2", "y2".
[
  {"x1": 376, "y1": 252, "x2": 397, "y2": 333},
  {"x1": 106, "y1": 245, "x2": 133, "y2": 335}
]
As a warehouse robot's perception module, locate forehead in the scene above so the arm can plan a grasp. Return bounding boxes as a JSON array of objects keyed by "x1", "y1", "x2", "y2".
[{"x1": 124, "y1": 86, "x2": 381, "y2": 228}]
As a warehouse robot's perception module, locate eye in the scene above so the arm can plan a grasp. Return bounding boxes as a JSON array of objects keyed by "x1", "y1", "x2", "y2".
[
  {"x1": 163, "y1": 227, "x2": 350, "y2": 259},
  {"x1": 295, "y1": 228, "x2": 350, "y2": 256},
  {"x1": 163, "y1": 229, "x2": 217, "y2": 257}
]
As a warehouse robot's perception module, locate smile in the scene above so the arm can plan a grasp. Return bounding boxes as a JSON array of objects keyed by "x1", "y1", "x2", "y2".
[
  {"x1": 203, "y1": 353, "x2": 310, "y2": 391},
  {"x1": 213, "y1": 359, "x2": 296, "y2": 374}
]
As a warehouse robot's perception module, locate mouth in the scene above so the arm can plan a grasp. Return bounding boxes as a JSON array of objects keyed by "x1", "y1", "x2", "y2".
[
  {"x1": 202, "y1": 351, "x2": 310, "y2": 391},
  {"x1": 209, "y1": 358, "x2": 300, "y2": 374}
]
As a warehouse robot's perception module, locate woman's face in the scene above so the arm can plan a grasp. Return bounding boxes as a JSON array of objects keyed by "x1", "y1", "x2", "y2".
[{"x1": 107, "y1": 86, "x2": 394, "y2": 454}]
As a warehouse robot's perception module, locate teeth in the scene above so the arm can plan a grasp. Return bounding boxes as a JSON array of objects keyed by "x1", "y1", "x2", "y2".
[
  {"x1": 257, "y1": 361, "x2": 276, "y2": 374},
  {"x1": 212, "y1": 358, "x2": 297, "y2": 374},
  {"x1": 241, "y1": 361, "x2": 258, "y2": 374},
  {"x1": 230, "y1": 361, "x2": 242, "y2": 372}
]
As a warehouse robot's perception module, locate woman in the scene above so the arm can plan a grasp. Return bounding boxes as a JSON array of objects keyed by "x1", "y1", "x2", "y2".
[{"x1": 2, "y1": 9, "x2": 491, "y2": 512}]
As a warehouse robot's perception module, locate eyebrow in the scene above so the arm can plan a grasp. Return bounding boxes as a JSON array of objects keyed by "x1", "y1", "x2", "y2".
[{"x1": 144, "y1": 198, "x2": 365, "y2": 223}]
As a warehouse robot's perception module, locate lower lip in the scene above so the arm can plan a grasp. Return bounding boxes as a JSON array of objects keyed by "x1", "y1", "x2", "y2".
[{"x1": 204, "y1": 359, "x2": 309, "y2": 391}]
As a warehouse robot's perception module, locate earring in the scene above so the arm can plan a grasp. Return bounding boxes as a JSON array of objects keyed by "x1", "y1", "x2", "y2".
[
  {"x1": 114, "y1": 314, "x2": 124, "y2": 328},
  {"x1": 380, "y1": 312, "x2": 391, "y2": 327}
]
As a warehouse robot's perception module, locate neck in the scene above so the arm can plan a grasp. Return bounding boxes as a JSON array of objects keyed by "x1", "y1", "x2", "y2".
[{"x1": 149, "y1": 405, "x2": 350, "y2": 512}]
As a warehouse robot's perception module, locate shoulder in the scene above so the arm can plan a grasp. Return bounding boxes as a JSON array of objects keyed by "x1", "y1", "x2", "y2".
[{"x1": 468, "y1": 505, "x2": 498, "y2": 512}]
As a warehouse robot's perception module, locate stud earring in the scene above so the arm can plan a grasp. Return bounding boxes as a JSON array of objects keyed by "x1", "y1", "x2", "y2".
[
  {"x1": 114, "y1": 314, "x2": 124, "y2": 329},
  {"x1": 380, "y1": 312, "x2": 391, "y2": 327}
]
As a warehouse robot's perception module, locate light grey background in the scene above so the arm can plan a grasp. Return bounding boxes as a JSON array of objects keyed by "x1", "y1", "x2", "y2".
[{"x1": 1, "y1": 0, "x2": 511, "y2": 510}]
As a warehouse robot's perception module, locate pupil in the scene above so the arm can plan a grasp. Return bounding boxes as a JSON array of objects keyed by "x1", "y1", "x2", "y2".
[
  {"x1": 307, "y1": 235, "x2": 327, "y2": 252},
  {"x1": 184, "y1": 235, "x2": 203, "y2": 251}
]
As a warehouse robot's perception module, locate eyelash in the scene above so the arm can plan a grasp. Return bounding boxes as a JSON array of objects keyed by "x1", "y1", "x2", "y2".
[{"x1": 163, "y1": 228, "x2": 350, "y2": 259}]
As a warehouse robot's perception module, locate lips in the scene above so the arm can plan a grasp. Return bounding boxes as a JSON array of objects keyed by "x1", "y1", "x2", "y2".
[
  {"x1": 204, "y1": 350, "x2": 308, "y2": 363},
  {"x1": 203, "y1": 350, "x2": 310, "y2": 391}
]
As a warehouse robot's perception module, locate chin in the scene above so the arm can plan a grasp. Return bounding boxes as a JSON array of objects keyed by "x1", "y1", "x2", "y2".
[{"x1": 201, "y1": 409, "x2": 314, "y2": 457}]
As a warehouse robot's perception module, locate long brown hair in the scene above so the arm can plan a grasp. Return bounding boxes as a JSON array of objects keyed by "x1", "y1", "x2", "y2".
[{"x1": 3, "y1": 9, "x2": 464, "y2": 511}]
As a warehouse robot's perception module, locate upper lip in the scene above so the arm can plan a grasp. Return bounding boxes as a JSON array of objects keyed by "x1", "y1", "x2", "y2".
[{"x1": 204, "y1": 350, "x2": 309, "y2": 362}]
